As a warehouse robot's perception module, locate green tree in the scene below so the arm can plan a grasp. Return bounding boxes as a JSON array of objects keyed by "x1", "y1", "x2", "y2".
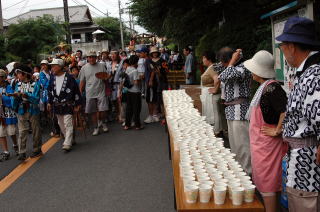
[
  {"x1": 6, "y1": 15, "x2": 65, "y2": 62},
  {"x1": 94, "y1": 17, "x2": 131, "y2": 47},
  {"x1": 0, "y1": 34, "x2": 6, "y2": 65},
  {"x1": 131, "y1": 0, "x2": 272, "y2": 58}
]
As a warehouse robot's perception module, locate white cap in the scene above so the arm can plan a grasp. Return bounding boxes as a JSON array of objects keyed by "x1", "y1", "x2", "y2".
[
  {"x1": 49, "y1": 58, "x2": 64, "y2": 67},
  {"x1": 40, "y1": 60, "x2": 49, "y2": 65}
]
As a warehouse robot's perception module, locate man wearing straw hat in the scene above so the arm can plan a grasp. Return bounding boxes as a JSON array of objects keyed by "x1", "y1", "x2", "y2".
[{"x1": 276, "y1": 16, "x2": 320, "y2": 212}]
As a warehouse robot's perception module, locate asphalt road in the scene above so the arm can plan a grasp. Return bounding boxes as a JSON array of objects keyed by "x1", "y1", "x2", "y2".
[{"x1": 0, "y1": 105, "x2": 175, "y2": 212}]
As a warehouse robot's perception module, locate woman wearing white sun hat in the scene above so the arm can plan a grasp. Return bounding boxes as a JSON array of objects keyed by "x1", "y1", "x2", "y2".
[{"x1": 244, "y1": 50, "x2": 288, "y2": 212}]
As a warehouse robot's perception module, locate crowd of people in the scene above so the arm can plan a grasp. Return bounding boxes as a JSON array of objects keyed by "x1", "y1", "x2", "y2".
[
  {"x1": 0, "y1": 15, "x2": 319, "y2": 212},
  {"x1": 200, "y1": 17, "x2": 319, "y2": 212},
  {"x1": 0, "y1": 45, "x2": 178, "y2": 161}
]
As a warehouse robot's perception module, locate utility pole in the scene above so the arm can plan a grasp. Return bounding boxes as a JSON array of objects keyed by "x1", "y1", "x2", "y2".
[
  {"x1": 63, "y1": 0, "x2": 71, "y2": 44},
  {"x1": 0, "y1": 0, "x2": 3, "y2": 34},
  {"x1": 128, "y1": 8, "x2": 133, "y2": 36},
  {"x1": 118, "y1": 0, "x2": 124, "y2": 50}
]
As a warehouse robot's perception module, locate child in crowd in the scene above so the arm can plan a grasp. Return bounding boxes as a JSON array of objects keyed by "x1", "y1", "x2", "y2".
[{"x1": 123, "y1": 55, "x2": 143, "y2": 130}]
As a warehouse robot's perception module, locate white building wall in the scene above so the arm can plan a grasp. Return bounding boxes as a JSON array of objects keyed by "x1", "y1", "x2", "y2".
[{"x1": 72, "y1": 40, "x2": 109, "y2": 55}]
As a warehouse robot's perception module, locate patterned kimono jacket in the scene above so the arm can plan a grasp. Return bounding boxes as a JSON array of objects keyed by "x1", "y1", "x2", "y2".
[
  {"x1": 218, "y1": 63, "x2": 252, "y2": 121},
  {"x1": 13, "y1": 80, "x2": 41, "y2": 115},
  {"x1": 39, "y1": 70, "x2": 51, "y2": 104},
  {"x1": 0, "y1": 83, "x2": 17, "y2": 125},
  {"x1": 48, "y1": 73, "x2": 82, "y2": 115},
  {"x1": 283, "y1": 52, "x2": 320, "y2": 192}
]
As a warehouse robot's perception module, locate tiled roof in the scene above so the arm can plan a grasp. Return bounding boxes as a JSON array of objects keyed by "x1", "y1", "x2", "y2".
[{"x1": 4, "y1": 5, "x2": 92, "y2": 26}]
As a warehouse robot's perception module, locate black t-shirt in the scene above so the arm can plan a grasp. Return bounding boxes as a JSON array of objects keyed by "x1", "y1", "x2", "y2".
[
  {"x1": 260, "y1": 82, "x2": 287, "y2": 125},
  {"x1": 151, "y1": 58, "x2": 168, "y2": 92}
]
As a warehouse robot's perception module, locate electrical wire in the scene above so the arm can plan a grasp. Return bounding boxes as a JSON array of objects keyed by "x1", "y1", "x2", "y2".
[
  {"x1": 18, "y1": 0, "x2": 29, "y2": 16},
  {"x1": 71, "y1": 0, "x2": 103, "y2": 17},
  {"x1": 3, "y1": 0, "x2": 27, "y2": 10},
  {"x1": 4, "y1": 0, "x2": 59, "y2": 12},
  {"x1": 82, "y1": 0, "x2": 108, "y2": 16}
]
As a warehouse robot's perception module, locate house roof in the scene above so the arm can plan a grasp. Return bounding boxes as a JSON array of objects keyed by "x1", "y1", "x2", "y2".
[{"x1": 4, "y1": 5, "x2": 92, "y2": 27}]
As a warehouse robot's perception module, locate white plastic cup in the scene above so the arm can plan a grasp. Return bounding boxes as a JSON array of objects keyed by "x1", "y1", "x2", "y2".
[
  {"x1": 231, "y1": 187, "x2": 245, "y2": 206},
  {"x1": 197, "y1": 176, "x2": 211, "y2": 182},
  {"x1": 184, "y1": 184, "x2": 199, "y2": 203},
  {"x1": 213, "y1": 186, "x2": 227, "y2": 205},
  {"x1": 227, "y1": 183, "x2": 242, "y2": 200},
  {"x1": 199, "y1": 184, "x2": 212, "y2": 203},
  {"x1": 244, "y1": 184, "x2": 256, "y2": 203},
  {"x1": 200, "y1": 181, "x2": 214, "y2": 188}
]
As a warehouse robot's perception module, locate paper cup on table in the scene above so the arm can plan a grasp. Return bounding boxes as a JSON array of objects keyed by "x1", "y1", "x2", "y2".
[
  {"x1": 231, "y1": 187, "x2": 245, "y2": 206},
  {"x1": 214, "y1": 182, "x2": 227, "y2": 188},
  {"x1": 227, "y1": 183, "x2": 241, "y2": 199},
  {"x1": 240, "y1": 175, "x2": 251, "y2": 181},
  {"x1": 244, "y1": 184, "x2": 256, "y2": 203},
  {"x1": 213, "y1": 186, "x2": 227, "y2": 205},
  {"x1": 200, "y1": 181, "x2": 214, "y2": 188},
  {"x1": 183, "y1": 176, "x2": 196, "y2": 185},
  {"x1": 199, "y1": 184, "x2": 212, "y2": 203},
  {"x1": 197, "y1": 176, "x2": 211, "y2": 182},
  {"x1": 184, "y1": 184, "x2": 199, "y2": 204}
]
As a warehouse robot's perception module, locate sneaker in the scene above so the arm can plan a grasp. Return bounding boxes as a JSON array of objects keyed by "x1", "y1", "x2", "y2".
[
  {"x1": 0, "y1": 152, "x2": 10, "y2": 162},
  {"x1": 17, "y1": 153, "x2": 26, "y2": 161},
  {"x1": 92, "y1": 128, "x2": 99, "y2": 136},
  {"x1": 144, "y1": 115, "x2": 154, "y2": 124},
  {"x1": 98, "y1": 120, "x2": 103, "y2": 128},
  {"x1": 30, "y1": 150, "x2": 43, "y2": 158},
  {"x1": 122, "y1": 122, "x2": 126, "y2": 127},
  {"x1": 153, "y1": 115, "x2": 160, "y2": 122},
  {"x1": 62, "y1": 145, "x2": 71, "y2": 152},
  {"x1": 101, "y1": 123, "x2": 109, "y2": 133}
]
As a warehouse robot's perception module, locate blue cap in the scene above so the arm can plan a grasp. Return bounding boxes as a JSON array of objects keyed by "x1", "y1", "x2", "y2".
[
  {"x1": 136, "y1": 46, "x2": 149, "y2": 53},
  {"x1": 276, "y1": 16, "x2": 320, "y2": 47}
]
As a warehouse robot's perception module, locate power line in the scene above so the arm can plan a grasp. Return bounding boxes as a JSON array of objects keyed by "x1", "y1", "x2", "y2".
[
  {"x1": 18, "y1": 0, "x2": 29, "y2": 16},
  {"x1": 4, "y1": 0, "x2": 59, "y2": 12},
  {"x1": 71, "y1": 0, "x2": 103, "y2": 17},
  {"x1": 82, "y1": 0, "x2": 108, "y2": 16},
  {"x1": 3, "y1": 0, "x2": 27, "y2": 10}
]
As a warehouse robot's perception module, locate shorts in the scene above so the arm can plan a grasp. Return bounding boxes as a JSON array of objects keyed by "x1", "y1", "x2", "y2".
[
  {"x1": 0, "y1": 124, "x2": 18, "y2": 137},
  {"x1": 146, "y1": 86, "x2": 158, "y2": 103},
  {"x1": 85, "y1": 96, "x2": 109, "y2": 113}
]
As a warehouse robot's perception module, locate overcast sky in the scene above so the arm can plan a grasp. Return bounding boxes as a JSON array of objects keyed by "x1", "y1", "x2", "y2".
[{"x1": 2, "y1": 0, "x2": 147, "y2": 33}]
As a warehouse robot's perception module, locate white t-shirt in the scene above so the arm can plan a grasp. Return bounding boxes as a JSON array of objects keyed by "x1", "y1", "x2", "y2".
[
  {"x1": 79, "y1": 63, "x2": 107, "y2": 98},
  {"x1": 55, "y1": 73, "x2": 65, "y2": 96}
]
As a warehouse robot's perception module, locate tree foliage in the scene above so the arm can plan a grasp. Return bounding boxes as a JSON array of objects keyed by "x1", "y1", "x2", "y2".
[
  {"x1": 94, "y1": 17, "x2": 131, "y2": 47},
  {"x1": 130, "y1": 0, "x2": 272, "y2": 59},
  {"x1": 6, "y1": 15, "x2": 65, "y2": 63}
]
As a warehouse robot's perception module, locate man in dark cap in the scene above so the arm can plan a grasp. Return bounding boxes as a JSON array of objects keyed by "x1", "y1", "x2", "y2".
[
  {"x1": 276, "y1": 16, "x2": 320, "y2": 212},
  {"x1": 12, "y1": 65, "x2": 42, "y2": 160}
]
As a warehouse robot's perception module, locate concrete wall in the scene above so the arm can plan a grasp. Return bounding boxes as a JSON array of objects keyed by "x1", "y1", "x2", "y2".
[{"x1": 71, "y1": 40, "x2": 109, "y2": 55}]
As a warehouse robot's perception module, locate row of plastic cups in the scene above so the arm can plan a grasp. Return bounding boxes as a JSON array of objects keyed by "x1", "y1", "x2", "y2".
[
  {"x1": 184, "y1": 179, "x2": 256, "y2": 205},
  {"x1": 227, "y1": 182, "x2": 256, "y2": 203}
]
